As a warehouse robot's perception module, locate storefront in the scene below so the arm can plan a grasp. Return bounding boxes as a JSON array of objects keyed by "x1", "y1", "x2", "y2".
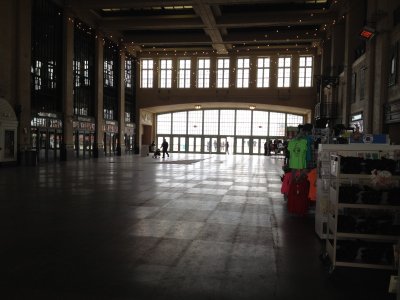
[
  {"x1": 104, "y1": 120, "x2": 118, "y2": 156},
  {"x1": 124, "y1": 123, "x2": 135, "y2": 153},
  {"x1": 0, "y1": 98, "x2": 18, "y2": 165},
  {"x1": 31, "y1": 113, "x2": 63, "y2": 163},
  {"x1": 73, "y1": 116, "x2": 95, "y2": 159}
]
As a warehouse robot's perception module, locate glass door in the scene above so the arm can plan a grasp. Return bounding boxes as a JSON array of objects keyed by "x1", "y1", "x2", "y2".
[
  {"x1": 204, "y1": 137, "x2": 218, "y2": 153},
  {"x1": 243, "y1": 138, "x2": 250, "y2": 154},
  {"x1": 172, "y1": 136, "x2": 187, "y2": 152},
  {"x1": 38, "y1": 130, "x2": 47, "y2": 162},
  {"x1": 55, "y1": 130, "x2": 62, "y2": 160},
  {"x1": 188, "y1": 137, "x2": 203, "y2": 153},
  {"x1": 79, "y1": 132, "x2": 85, "y2": 156},
  {"x1": 251, "y1": 138, "x2": 267, "y2": 155},
  {"x1": 235, "y1": 137, "x2": 250, "y2": 154},
  {"x1": 236, "y1": 138, "x2": 243, "y2": 154},
  {"x1": 220, "y1": 137, "x2": 227, "y2": 153},
  {"x1": 219, "y1": 137, "x2": 233, "y2": 154},
  {"x1": 48, "y1": 131, "x2": 56, "y2": 162},
  {"x1": 104, "y1": 133, "x2": 111, "y2": 155},
  {"x1": 85, "y1": 132, "x2": 94, "y2": 157}
]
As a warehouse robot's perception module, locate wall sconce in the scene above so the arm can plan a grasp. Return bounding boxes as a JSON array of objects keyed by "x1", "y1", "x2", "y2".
[
  {"x1": 249, "y1": 105, "x2": 256, "y2": 110},
  {"x1": 195, "y1": 105, "x2": 202, "y2": 109}
]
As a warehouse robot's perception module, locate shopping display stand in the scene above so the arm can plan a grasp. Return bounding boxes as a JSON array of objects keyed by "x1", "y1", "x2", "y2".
[{"x1": 323, "y1": 147, "x2": 400, "y2": 273}]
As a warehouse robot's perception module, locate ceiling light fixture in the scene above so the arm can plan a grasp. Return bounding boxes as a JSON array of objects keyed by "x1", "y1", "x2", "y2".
[
  {"x1": 249, "y1": 105, "x2": 256, "y2": 110},
  {"x1": 195, "y1": 105, "x2": 202, "y2": 110}
]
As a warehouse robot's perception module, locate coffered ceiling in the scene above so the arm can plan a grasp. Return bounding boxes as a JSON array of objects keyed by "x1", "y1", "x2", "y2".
[{"x1": 65, "y1": 0, "x2": 337, "y2": 54}]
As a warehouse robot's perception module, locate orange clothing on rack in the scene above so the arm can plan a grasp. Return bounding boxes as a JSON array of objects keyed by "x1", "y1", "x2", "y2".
[{"x1": 307, "y1": 168, "x2": 317, "y2": 201}]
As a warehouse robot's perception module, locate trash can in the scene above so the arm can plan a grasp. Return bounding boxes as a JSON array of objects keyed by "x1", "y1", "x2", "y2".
[{"x1": 25, "y1": 149, "x2": 37, "y2": 166}]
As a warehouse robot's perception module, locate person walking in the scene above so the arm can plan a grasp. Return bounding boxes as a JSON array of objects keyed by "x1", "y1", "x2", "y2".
[
  {"x1": 161, "y1": 138, "x2": 169, "y2": 158},
  {"x1": 226, "y1": 141, "x2": 230, "y2": 154},
  {"x1": 264, "y1": 141, "x2": 268, "y2": 156}
]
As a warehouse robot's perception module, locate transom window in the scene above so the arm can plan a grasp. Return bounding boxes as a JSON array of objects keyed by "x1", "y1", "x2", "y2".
[
  {"x1": 298, "y1": 56, "x2": 313, "y2": 87},
  {"x1": 188, "y1": 110, "x2": 203, "y2": 134},
  {"x1": 178, "y1": 59, "x2": 191, "y2": 88},
  {"x1": 160, "y1": 59, "x2": 173, "y2": 88},
  {"x1": 157, "y1": 109, "x2": 304, "y2": 142},
  {"x1": 236, "y1": 58, "x2": 250, "y2": 88},
  {"x1": 204, "y1": 110, "x2": 219, "y2": 135},
  {"x1": 197, "y1": 58, "x2": 210, "y2": 88},
  {"x1": 220, "y1": 110, "x2": 235, "y2": 135},
  {"x1": 157, "y1": 113, "x2": 172, "y2": 134},
  {"x1": 217, "y1": 58, "x2": 230, "y2": 88},
  {"x1": 236, "y1": 110, "x2": 252, "y2": 135},
  {"x1": 287, "y1": 114, "x2": 303, "y2": 127},
  {"x1": 125, "y1": 59, "x2": 132, "y2": 88},
  {"x1": 33, "y1": 61, "x2": 42, "y2": 90},
  {"x1": 172, "y1": 111, "x2": 187, "y2": 134},
  {"x1": 277, "y1": 57, "x2": 291, "y2": 88},
  {"x1": 140, "y1": 59, "x2": 153, "y2": 88},
  {"x1": 269, "y1": 112, "x2": 286, "y2": 136},
  {"x1": 252, "y1": 111, "x2": 269, "y2": 136},
  {"x1": 257, "y1": 57, "x2": 270, "y2": 88},
  {"x1": 104, "y1": 60, "x2": 114, "y2": 87}
]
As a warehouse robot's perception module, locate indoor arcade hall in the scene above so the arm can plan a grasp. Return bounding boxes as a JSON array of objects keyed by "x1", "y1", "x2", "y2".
[{"x1": 0, "y1": 154, "x2": 395, "y2": 300}]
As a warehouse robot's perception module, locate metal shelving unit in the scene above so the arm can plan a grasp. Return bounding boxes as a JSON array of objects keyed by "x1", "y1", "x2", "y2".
[{"x1": 326, "y1": 153, "x2": 400, "y2": 272}]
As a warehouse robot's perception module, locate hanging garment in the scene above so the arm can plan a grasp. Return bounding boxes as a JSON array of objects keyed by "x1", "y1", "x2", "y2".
[
  {"x1": 287, "y1": 138, "x2": 308, "y2": 170},
  {"x1": 287, "y1": 176, "x2": 310, "y2": 216},
  {"x1": 307, "y1": 168, "x2": 317, "y2": 202},
  {"x1": 281, "y1": 171, "x2": 292, "y2": 196}
]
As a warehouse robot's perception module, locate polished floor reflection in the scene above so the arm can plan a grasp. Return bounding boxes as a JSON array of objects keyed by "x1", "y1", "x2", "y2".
[{"x1": 0, "y1": 154, "x2": 395, "y2": 299}]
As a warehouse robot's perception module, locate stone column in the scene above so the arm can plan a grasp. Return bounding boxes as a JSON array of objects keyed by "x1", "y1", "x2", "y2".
[
  {"x1": 364, "y1": 32, "x2": 376, "y2": 134},
  {"x1": 370, "y1": 0, "x2": 392, "y2": 134},
  {"x1": 93, "y1": 33, "x2": 104, "y2": 158},
  {"x1": 321, "y1": 38, "x2": 331, "y2": 76},
  {"x1": 330, "y1": 21, "x2": 345, "y2": 77},
  {"x1": 329, "y1": 20, "x2": 345, "y2": 124},
  {"x1": 60, "y1": 11, "x2": 75, "y2": 161},
  {"x1": 15, "y1": 0, "x2": 32, "y2": 161},
  {"x1": 117, "y1": 49, "x2": 126, "y2": 156},
  {"x1": 342, "y1": 0, "x2": 365, "y2": 126},
  {"x1": 372, "y1": 32, "x2": 390, "y2": 133}
]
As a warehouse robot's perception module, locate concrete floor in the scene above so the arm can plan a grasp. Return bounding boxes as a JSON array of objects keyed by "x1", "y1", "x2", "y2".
[{"x1": 0, "y1": 154, "x2": 396, "y2": 299}]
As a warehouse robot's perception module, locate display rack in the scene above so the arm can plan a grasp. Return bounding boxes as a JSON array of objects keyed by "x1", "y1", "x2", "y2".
[
  {"x1": 315, "y1": 144, "x2": 400, "y2": 239},
  {"x1": 326, "y1": 153, "x2": 400, "y2": 272}
]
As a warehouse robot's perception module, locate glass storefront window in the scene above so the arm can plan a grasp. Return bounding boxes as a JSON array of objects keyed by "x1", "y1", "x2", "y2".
[
  {"x1": 204, "y1": 110, "x2": 219, "y2": 135},
  {"x1": 236, "y1": 110, "x2": 251, "y2": 136},
  {"x1": 157, "y1": 113, "x2": 172, "y2": 134},
  {"x1": 287, "y1": 114, "x2": 304, "y2": 128},
  {"x1": 188, "y1": 110, "x2": 203, "y2": 135},
  {"x1": 156, "y1": 109, "x2": 303, "y2": 153},
  {"x1": 269, "y1": 112, "x2": 286, "y2": 136},
  {"x1": 172, "y1": 111, "x2": 187, "y2": 134},
  {"x1": 220, "y1": 110, "x2": 235, "y2": 136},
  {"x1": 252, "y1": 111, "x2": 269, "y2": 136}
]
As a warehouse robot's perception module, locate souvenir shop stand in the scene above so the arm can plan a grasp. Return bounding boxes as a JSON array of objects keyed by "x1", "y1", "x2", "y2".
[{"x1": 317, "y1": 143, "x2": 400, "y2": 273}]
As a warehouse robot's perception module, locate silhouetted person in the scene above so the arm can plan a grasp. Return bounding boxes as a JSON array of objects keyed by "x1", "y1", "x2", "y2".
[
  {"x1": 161, "y1": 138, "x2": 169, "y2": 158},
  {"x1": 226, "y1": 141, "x2": 230, "y2": 154}
]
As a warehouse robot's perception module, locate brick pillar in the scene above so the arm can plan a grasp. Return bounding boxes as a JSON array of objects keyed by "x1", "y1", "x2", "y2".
[
  {"x1": 93, "y1": 33, "x2": 104, "y2": 158},
  {"x1": 60, "y1": 12, "x2": 75, "y2": 161},
  {"x1": 117, "y1": 49, "x2": 126, "y2": 156}
]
